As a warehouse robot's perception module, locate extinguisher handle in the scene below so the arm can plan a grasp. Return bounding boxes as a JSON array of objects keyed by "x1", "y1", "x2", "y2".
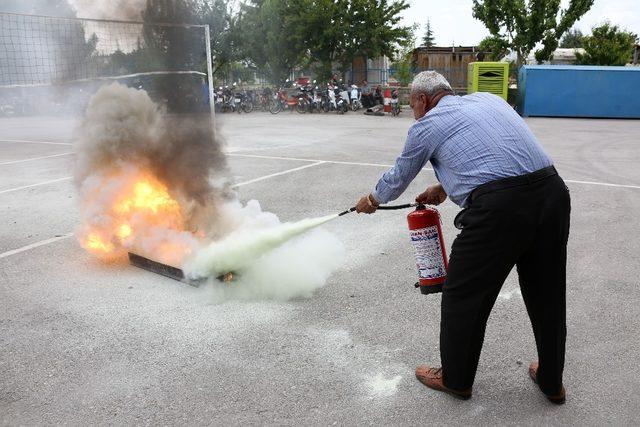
[
  {"x1": 378, "y1": 203, "x2": 418, "y2": 210},
  {"x1": 338, "y1": 203, "x2": 418, "y2": 216}
]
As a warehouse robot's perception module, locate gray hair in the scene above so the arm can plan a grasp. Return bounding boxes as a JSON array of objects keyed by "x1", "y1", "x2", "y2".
[{"x1": 411, "y1": 71, "x2": 453, "y2": 96}]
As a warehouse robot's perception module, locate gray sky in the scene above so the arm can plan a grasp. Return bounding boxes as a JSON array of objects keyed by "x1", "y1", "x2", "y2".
[{"x1": 401, "y1": 0, "x2": 640, "y2": 47}]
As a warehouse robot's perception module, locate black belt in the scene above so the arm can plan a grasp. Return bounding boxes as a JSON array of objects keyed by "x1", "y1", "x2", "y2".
[
  {"x1": 455, "y1": 166, "x2": 558, "y2": 230},
  {"x1": 469, "y1": 165, "x2": 558, "y2": 204}
]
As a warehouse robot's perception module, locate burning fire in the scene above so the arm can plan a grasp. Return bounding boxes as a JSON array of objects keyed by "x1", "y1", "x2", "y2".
[
  {"x1": 86, "y1": 233, "x2": 114, "y2": 253},
  {"x1": 117, "y1": 223, "x2": 132, "y2": 239},
  {"x1": 115, "y1": 181, "x2": 181, "y2": 216},
  {"x1": 78, "y1": 165, "x2": 199, "y2": 265}
]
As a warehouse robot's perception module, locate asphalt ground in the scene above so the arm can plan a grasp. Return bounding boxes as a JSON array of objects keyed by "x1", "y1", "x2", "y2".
[{"x1": 1, "y1": 110, "x2": 640, "y2": 425}]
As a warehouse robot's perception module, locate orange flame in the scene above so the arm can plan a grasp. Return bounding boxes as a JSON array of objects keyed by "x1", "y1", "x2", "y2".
[
  {"x1": 79, "y1": 168, "x2": 195, "y2": 265},
  {"x1": 117, "y1": 223, "x2": 132, "y2": 240},
  {"x1": 115, "y1": 180, "x2": 181, "y2": 216},
  {"x1": 85, "y1": 233, "x2": 115, "y2": 253}
]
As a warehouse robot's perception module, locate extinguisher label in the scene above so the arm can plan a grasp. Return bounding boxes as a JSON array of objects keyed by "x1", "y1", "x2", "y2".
[{"x1": 410, "y1": 226, "x2": 446, "y2": 280}]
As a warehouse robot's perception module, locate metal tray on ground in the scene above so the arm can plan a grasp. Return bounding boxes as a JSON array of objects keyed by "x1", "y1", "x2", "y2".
[{"x1": 128, "y1": 252, "x2": 204, "y2": 287}]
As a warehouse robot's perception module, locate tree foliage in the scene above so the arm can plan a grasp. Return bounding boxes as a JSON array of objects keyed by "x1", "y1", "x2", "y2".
[
  {"x1": 278, "y1": 0, "x2": 411, "y2": 82},
  {"x1": 0, "y1": 0, "x2": 414, "y2": 86},
  {"x1": 391, "y1": 23, "x2": 419, "y2": 85},
  {"x1": 235, "y1": 0, "x2": 410, "y2": 83},
  {"x1": 237, "y1": 0, "x2": 305, "y2": 85},
  {"x1": 422, "y1": 19, "x2": 435, "y2": 48},
  {"x1": 200, "y1": 0, "x2": 241, "y2": 77},
  {"x1": 143, "y1": 0, "x2": 203, "y2": 70},
  {"x1": 472, "y1": 0, "x2": 594, "y2": 66},
  {"x1": 142, "y1": 0, "x2": 208, "y2": 110},
  {"x1": 576, "y1": 23, "x2": 638, "y2": 66},
  {"x1": 478, "y1": 35, "x2": 509, "y2": 61},
  {"x1": 559, "y1": 28, "x2": 584, "y2": 48}
]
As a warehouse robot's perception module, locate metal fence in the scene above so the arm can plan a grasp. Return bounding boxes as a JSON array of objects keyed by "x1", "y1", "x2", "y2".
[
  {"x1": 0, "y1": 12, "x2": 213, "y2": 116},
  {"x1": 214, "y1": 65, "x2": 470, "y2": 95},
  {"x1": 348, "y1": 67, "x2": 468, "y2": 92}
]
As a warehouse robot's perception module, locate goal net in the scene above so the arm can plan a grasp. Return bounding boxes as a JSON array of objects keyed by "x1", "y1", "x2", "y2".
[{"x1": 0, "y1": 12, "x2": 213, "y2": 116}]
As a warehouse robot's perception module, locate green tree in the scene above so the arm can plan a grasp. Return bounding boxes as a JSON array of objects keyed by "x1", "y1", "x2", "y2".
[
  {"x1": 237, "y1": 0, "x2": 305, "y2": 85},
  {"x1": 293, "y1": 0, "x2": 411, "y2": 82},
  {"x1": 341, "y1": 0, "x2": 411, "y2": 73},
  {"x1": 576, "y1": 23, "x2": 638, "y2": 66},
  {"x1": 142, "y1": 0, "x2": 203, "y2": 71},
  {"x1": 478, "y1": 35, "x2": 509, "y2": 61},
  {"x1": 142, "y1": 0, "x2": 205, "y2": 111},
  {"x1": 559, "y1": 28, "x2": 584, "y2": 48},
  {"x1": 200, "y1": 0, "x2": 241, "y2": 78},
  {"x1": 472, "y1": 0, "x2": 594, "y2": 66},
  {"x1": 422, "y1": 19, "x2": 435, "y2": 47},
  {"x1": 284, "y1": 0, "x2": 345, "y2": 81},
  {"x1": 391, "y1": 23, "x2": 419, "y2": 85}
]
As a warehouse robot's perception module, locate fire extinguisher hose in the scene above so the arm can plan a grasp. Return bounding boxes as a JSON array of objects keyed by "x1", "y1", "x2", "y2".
[{"x1": 338, "y1": 203, "x2": 418, "y2": 217}]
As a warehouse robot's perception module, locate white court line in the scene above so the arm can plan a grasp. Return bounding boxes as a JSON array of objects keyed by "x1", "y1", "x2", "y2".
[
  {"x1": 0, "y1": 138, "x2": 73, "y2": 146},
  {"x1": 564, "y1": 179, "x2": 640, "y2": 190},
  {"x1": 227, "y1": 153, "x2": 435, "y2": 171},
  {"x1": 230, "y1": 153, "x2": 640, "y2": 190},
  {"x1": 0, "y1": 159, "x2": 327, "y2": 197},
  {"x1": 0, "y1": 152, "x2": 73, "y2": 165},
  {"x1": 0, "y1": 233, "x2": 74, "y2": 260},
  {"x1": 3, "y1": 153, "x2": 639, "y2": 260},
  {"x1": 1, "y1": 141, "x2": 639, "y2": 189},
  {"x1": 0, "y1": 162, "x2": 328, "y2": 260},
  {"x1": 0, "y1": 176, "x2": 72, "y2": 195},
  {"x1": 227, "y1": 152, "x2": 392, "y2": 167},
  {"x1": 232, "y1": 161, "x2": 326, "y2": 187}
]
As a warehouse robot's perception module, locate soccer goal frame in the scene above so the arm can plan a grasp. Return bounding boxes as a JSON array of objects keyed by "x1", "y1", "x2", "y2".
[{"x1": 0, "y1": 12, "x2": 216, "y2": 132}]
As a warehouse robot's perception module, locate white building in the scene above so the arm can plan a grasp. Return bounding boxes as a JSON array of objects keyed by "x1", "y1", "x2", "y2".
[{"x1": 526, "y1": 48, "x2": 586, "y2": 65}]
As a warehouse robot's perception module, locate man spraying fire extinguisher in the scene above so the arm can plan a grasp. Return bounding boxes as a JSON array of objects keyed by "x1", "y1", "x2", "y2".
[{"x1": 354, "y1": 71, "x2": 570, "y2": 404}]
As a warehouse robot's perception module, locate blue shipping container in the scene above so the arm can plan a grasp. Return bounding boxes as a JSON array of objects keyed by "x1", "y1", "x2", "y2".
[{"x1": 517, "y1": 65, "x2": 640, "y2": 118}]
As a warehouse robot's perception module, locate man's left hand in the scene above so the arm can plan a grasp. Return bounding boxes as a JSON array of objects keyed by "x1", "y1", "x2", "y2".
[{"x1": 355, "y1": 194, "x2": 379, "y2": 214}]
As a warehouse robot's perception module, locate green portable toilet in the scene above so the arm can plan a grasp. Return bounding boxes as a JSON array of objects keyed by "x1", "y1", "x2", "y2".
[{"x1": 467, "y1": 62, "x2": 509, "y2": 100}]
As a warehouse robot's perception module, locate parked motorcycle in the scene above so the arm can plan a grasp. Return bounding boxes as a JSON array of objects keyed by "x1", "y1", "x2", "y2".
[
  {"x1": 335, "y1": 86, "x2": 349, "y2": 114},
  {"x1": 295, "y1": 85, "x2": 314, "y2": 114},
  {"x1": 234, "y1": 89, "x2": 254, "y2": 113},
  {"x1": 214, "y1": 86, "x2": 225, "y2": 113},
  {"x1": 269, "y1": 89, "x2": 299, "y2": 114},
  {"x1": 311, "y1": 86, "x2": 323, "y2": 113},
  {"x1": 391, "y1": 88, "x2": 401, "y2": 116},
  {"x1": 259, "y1": 87, "x2": 273, "y2": 111},
  {"x1": 219, "y1": 86, "x2": 236, "y2": 113},
  {"x1": 319, "y1": 88, "x2": 333, "y2": 112},
  {"x1": 350, "y1": 84, "x2": 362, "y2": 111}
]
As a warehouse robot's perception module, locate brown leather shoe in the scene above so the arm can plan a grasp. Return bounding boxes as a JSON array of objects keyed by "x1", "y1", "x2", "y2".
[
  {"x1": 415, "y1": 365, "x2": 472, "y2": 400},
  {"x1": 529, "y1": 362, "x2": 566, "y2": 405}
]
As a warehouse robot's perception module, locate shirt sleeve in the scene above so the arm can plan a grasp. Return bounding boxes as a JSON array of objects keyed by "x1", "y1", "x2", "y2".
[{"x1": 371, "y1": 124, "x2": 433, "y2": 204}]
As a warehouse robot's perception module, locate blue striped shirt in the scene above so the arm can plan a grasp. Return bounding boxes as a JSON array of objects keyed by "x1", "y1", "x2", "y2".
[{"x1": 372, "y1": 92, "x2": 552, "y2": 207}]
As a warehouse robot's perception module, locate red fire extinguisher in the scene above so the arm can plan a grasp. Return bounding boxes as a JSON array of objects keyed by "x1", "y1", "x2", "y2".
[{"x1": 407, "y1": 204, "x2": 448, "y2": 294}]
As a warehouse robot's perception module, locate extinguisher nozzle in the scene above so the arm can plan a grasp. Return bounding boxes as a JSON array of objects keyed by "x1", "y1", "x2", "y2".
[{"x1": 338, "y1": 207, "x2": 357, "y2": 216}]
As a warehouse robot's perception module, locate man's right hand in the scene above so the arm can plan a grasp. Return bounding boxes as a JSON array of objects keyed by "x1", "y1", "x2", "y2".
[{"x1": 416, "y1": 184, "x2": 447, "y2": 205}]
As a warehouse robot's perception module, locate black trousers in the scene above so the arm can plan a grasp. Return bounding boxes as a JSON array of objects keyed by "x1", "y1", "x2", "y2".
[
  {"x1": 362, "y1": 94, "x2": 373, "y2": 108},
  {"x1": 441, "y1": 170, "x2": 570, "y2": 395}
]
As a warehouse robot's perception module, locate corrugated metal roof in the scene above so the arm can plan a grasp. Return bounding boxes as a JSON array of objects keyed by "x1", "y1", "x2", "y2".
[
  {"x1": 413, "y1": 46, "x2": 478, "y2": 54},
  {"x1": 522, "y1": 65, "x2": 640, "y2": 71}
]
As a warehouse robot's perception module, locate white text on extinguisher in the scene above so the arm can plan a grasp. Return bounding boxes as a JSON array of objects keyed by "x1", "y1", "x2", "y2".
[{"x1": 410, "y1": 226, "x2": 446, "y2": 280}]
